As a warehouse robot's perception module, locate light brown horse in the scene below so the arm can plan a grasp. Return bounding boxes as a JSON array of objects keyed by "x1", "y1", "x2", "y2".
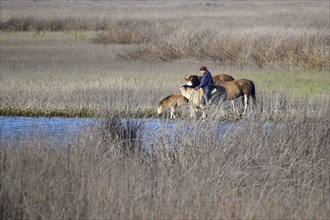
[
  {"x1": 157, "y1": 93, "x2": 188, "y2": 119},
  {"x1": 184, "y1": 75, "x2": 256, "y2": 114},
  {"x1": 184, "y1": 73, "x2": 234, "y2": 87},
  {"x1": 179, "y1": 86, "x2": 207, "y2": 119},
  {"x1": 179, "y1": 85, "x2": 226, "y2": 119}
]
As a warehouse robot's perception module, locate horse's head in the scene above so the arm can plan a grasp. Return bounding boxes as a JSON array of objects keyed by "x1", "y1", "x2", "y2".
[
  {"x1": 184, "y1": 75, "x2": 200, "y2": 87},
  {"x1": 157, "y1": 103, "x2": 164, "y2": 115}
]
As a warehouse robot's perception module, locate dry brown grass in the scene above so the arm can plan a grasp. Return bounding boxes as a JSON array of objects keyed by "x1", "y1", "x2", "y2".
[
  {"x1": 1, "y1": 111, "x2": 329, "y2": 219},
  {"x1": 1, "y1": 1, "x2": 329, "y2": 68}
]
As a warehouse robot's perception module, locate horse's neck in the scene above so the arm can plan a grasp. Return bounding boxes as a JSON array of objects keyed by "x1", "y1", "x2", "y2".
[
  {"x1": 190, "y1": 89, "x2": 203, "y2": 105},
  {"x1": 192, "y1": 76, "x2": 201, "y2": 87}
]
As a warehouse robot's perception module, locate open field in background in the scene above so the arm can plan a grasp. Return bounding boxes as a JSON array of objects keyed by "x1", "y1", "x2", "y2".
[
  {"x1": 0, "y1": 1, "x2": 330, "y2": 219},
  {"x1": 1, "y1": 1, "x2": 329, "y2": 68}
]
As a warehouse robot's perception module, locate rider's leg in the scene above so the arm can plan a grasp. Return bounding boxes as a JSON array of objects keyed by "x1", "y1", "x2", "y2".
[{"x1": 203, "y1": 85, "x2": 212, "y2": 106}]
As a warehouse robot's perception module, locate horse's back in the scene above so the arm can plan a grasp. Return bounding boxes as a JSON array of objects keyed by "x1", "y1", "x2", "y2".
[
  {"x1": 213, "y1": 73, "x2": 235, "y2": 82},
  {"x1": 173, "y1": 93, "x2": 189, "y2": 106},
  {"x1": 158, "y1": 95, "x2": 171, "y2": 106},
  {"x1": 159, "y1": 94, "x2": 179, "y2": 106},
  {"x1": 159, "y1": 93, "x2": 188, "y2": 109}
]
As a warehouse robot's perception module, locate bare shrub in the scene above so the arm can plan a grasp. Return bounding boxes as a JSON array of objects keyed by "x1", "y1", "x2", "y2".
[
  {"x1": 99, "y1": 115, "x2": 143, "y2": 156},
  {"x1": 120, "y1": 26, "x2": 329, "y2": 68}
]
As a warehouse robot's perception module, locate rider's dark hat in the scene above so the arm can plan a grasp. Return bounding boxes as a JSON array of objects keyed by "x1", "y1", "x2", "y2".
[{"x1": 199, "y1": 66, "x2": 207, "y2": 71}]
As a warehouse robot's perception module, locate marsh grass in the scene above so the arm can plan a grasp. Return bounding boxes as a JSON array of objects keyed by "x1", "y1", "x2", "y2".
[
  {"x1": 1, "y1": 64, "x2": 329, "y2": 120},
  {"x1": 1, "y1": 1, "x2": 329, "y2": 68},
  {"x1": 1, "y1": 112, "x2": 329, "y2": 219},
  {"x1": 1, "y1": 34, "x2": 328, "y2": 119},
  {"x1": 1, "y1": 33, "x2": 329, "y2": 119},
  {"x1": 0, "y1": 2, "x2": 330, "y2": 218}
]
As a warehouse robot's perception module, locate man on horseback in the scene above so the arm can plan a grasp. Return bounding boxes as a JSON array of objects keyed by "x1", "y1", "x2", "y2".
[{"x1": 196, "y1": 66, "x2": 214, "y2": 106}]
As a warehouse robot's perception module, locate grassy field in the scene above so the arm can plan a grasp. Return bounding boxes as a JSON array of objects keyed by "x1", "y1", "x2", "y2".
[
  {"x1": 0, "y1": 1, "x2": 330, "y2": 219},
  {"x1": 1, "y1": 31, "x2": 329, "y2": 118}
]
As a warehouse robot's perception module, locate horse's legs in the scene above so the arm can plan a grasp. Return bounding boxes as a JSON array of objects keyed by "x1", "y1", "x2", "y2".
[
  {"x1": 201, "y1": 109, "x2": 206, "y2": 119},
  {"x1": 243, "y1": 95, "x2": 249, "y2": 114},
  {"x1": 189, "y1": 106, "x2": 196, "y2": 118},
  {"x1": 231, "y1": 100, "x2": 237, "y2": 113},
  {"x1": 170, "y1": 107, "x2": 176, "y2": 119}
]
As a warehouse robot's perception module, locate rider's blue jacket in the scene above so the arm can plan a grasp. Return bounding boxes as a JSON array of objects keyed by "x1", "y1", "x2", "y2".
[{"x1": 197, "y1": 70, "x2": 214, "y2": 89}]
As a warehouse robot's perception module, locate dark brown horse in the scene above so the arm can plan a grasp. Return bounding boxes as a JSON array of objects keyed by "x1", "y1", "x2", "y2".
[
  {"x1": 184, "y1": 75, "x2": 256, "y2": 114},
  {"x1": 184, "y1": 73, "x2": 234, "y2": 87}
]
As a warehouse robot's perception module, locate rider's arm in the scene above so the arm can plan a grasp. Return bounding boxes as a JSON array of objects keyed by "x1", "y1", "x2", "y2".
[{"x1": 197, "y1": 72, "x2": 210, "y2": 89}]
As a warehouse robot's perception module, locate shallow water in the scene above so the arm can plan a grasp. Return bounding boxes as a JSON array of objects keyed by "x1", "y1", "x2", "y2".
[
  {"x1": 0, "y1": 116, "x2": 95, "y2": 145},
  {"x1": 0, "y1": 116, "x2": 277, "y2": 148},
  {"x1": 0, "y1": 116, "x2": 177, "y2": 146}
]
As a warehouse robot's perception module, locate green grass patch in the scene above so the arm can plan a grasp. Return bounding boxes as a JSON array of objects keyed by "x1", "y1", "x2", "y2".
[
  {"x1": 234, "y1": 70, "x2": 329, "y2": 98},
  {"x1": 0, "y1": 106, "x2": 158, "y2": 119},
  {"x1": 0, "y1": 107, "x2": 98, "y2": 118}
]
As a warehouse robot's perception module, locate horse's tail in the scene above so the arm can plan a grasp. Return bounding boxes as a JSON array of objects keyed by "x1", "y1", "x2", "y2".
[{"x1": 250, "y1": 80, "x2": 256, "y2": 105}]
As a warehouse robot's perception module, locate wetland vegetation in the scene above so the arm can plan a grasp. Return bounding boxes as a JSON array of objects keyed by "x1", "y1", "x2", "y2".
[{"x1": 0, "y1": 1, "x2": 329, "y2": 219}]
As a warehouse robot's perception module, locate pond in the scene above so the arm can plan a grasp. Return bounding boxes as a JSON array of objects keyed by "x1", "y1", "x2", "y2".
[
  {"x1": 0, "y1": 116, "x2": 277, "y2": 149},
  {"x1": 0, "y1": 116, "x2": 95, "y2": 145}
]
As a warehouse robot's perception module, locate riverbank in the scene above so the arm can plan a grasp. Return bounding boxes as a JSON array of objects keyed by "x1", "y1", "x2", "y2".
[{"x1": 0, "y1": 106, "x2": 157, "y2": 118}]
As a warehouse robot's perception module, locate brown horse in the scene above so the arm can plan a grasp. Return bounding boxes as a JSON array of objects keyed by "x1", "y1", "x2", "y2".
[
  {"x1": 184, "y1": 73, "x2": 234, "y2": 87},
  {"x1": 157, "y1": 93, "x2": 188, "y2": 119},
  {"x1": 213, "y1": 73, "x2": 235, "y2": 82},
  {"x1": 184, "y1": 75, "x2": 256, "y2": 114}
]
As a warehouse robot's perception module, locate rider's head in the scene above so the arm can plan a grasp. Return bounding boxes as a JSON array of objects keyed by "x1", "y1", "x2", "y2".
[{"x1": 199, "y1": 66, "x2": 207, "y2": 74}]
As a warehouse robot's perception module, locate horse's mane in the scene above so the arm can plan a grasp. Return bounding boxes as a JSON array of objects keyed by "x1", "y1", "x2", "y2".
[
  {"x1": 182, "y1": 85, "x2": 195, "y2": 89},
  {"x1": 187, "y1": 75, "x2": 201, "y2": 87}
]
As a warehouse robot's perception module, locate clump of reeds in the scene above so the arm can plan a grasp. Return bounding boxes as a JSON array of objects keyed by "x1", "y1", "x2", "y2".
[
  {"x1": 99, "y1": 115, "x2": 143, "y2": 156},
  {"x1": 93, "y1": 19, "x2": 166, "y2": 45}
]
